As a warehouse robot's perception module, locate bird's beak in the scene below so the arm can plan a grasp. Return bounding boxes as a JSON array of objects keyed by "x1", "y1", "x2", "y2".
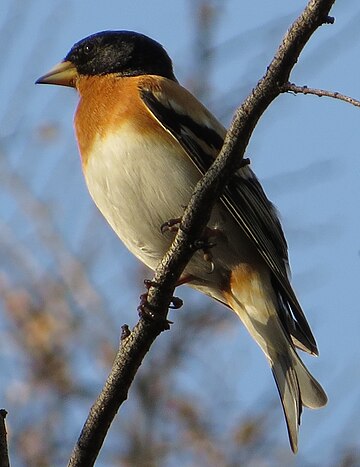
[{"x1": 35, "y1": 61, "x2": 78, "y2": 87}]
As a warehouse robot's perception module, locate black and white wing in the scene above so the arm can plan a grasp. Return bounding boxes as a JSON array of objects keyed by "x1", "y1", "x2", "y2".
[{"x1": 140, "y1": 79, "x2": 318, "y2": 354}]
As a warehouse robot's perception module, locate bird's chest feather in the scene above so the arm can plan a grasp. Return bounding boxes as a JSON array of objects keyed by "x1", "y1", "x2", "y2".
[{"x1": 77, "y1": 118, "x2": 201, "y2": 268}]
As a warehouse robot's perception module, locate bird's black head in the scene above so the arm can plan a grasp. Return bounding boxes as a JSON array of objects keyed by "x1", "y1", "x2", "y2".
[{"x1": 65, "y1": 30, "x2": 176, "y2": 80}]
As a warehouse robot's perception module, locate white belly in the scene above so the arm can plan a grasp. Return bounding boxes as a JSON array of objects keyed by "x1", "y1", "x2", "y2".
[
  {"x1": 84, "y1": 124, "x2": 202, "y2": 270},
  {"x1": 83, "y1": 122, "x2": 260, "y2": 300}
]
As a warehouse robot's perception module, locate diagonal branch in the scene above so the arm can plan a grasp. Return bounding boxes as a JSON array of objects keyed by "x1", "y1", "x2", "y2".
[{"x1": 68, "y1": 1, "x2": 337, "y2": 465}]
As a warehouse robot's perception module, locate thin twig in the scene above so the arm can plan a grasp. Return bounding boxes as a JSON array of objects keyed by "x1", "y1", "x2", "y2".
[
  {"x1": 68, "y1": 1, "x2": 337, "y2": 465},
  {"x1": 283, "y1": 82, "x2": 360, "y2": 108},
  {"x1": 0, "y1": 410, "x2": 10, "y2": 467}
]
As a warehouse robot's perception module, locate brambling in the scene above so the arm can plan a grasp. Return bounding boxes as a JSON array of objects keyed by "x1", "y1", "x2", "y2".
[{"x1": 36, "y1": 30, "x2": 327, "y2": 452}]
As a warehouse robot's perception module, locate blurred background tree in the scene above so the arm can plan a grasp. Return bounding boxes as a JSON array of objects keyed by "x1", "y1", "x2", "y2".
[{"x1": 0, "y1": 1, "x2": 359, "y2": 466}]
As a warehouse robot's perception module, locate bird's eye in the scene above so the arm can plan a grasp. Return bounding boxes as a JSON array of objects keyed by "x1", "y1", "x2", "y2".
[{"x1": 83, "y1": 43, "x2": 94, "y2": 55}]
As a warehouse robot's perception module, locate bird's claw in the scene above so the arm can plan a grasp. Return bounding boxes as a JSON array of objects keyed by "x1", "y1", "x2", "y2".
[
  {"x1": 138, "y1": 293, "x2": 172, "y2": 330},
  {"x1": 193, "y1": 239, "x2": 216, "y2": 274},
  {"x1": 169, "y1": 296, "x2": 183, "y2": 309},
  {"x1": 138, "y1": 280, "x2": 182, "y2": 330},
  {"x1": 160, "y1": 217, "x2": 182, "y2": 234}
]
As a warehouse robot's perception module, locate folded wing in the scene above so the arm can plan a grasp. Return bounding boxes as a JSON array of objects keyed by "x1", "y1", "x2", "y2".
[{"x1": 140, "y1": 78, "x2": 318, "y2": 355}]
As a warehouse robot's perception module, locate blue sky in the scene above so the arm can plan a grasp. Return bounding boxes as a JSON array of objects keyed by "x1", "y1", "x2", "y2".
[{"x1": 1, "y1": 0, "x2": 360, "y2": 464}]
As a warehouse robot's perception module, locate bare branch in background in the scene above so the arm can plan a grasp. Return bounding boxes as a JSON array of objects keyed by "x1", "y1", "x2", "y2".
[{"x1": 188, "y1": 0, "x2": 220, "y2": 101}]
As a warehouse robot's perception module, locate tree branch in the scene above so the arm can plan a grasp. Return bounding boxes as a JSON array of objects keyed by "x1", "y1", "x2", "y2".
[
  {"x1": 68, "y1": 1, "x2": 337, "y2": 465},
  {"x1": 0, "y1": 410, "x2": 10, "y2": 467},
  {"x1": 282, "y1": 82, "x2": 360, "y2": 108}
]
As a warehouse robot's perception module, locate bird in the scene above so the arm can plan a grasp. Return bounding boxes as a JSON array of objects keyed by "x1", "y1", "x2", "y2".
[{"x1": 36, "y1": 30, "x2": 327, "y2": 452}]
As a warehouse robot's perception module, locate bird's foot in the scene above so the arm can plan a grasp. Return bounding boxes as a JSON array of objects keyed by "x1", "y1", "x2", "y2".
[
  {"x1": 138, "y1": 280, "x2": 183, "y2": 330},
  {"x1": 161, "y1": 216, "x2": 224, "y2": 273},
  {"x1": 160, "y1": 217, "x2": 182, "y2": 234},
  {"x1": 193, "y1": 226, "x2": 226, "y2": 273},
  {"x1": 193, "y1": 238, "x2": 216, "y2": 273}
]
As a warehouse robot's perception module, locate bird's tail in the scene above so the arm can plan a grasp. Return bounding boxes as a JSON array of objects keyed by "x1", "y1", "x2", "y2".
[
  {"x1": 271, "y1": 344, "x2": 327, "y2": 452},
  {"x1": 223, "y1": 264, "x2": 327, "y2": 453}
]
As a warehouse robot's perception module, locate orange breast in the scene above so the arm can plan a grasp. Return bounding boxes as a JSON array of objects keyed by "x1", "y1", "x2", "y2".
[{"x1": 74, "y1": 75, "x2": 168, "y2": 167}]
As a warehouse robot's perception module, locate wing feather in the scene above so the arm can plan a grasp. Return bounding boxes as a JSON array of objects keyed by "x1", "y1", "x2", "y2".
[{"x1": 140, "y1": 79, "x2": 317, "y2": 354}]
